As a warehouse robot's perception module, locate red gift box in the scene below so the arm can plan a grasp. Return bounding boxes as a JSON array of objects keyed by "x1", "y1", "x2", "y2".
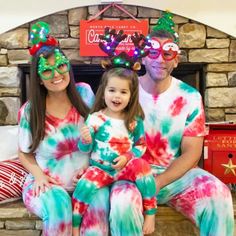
[{"x1": 203, "y1": 123, "x2": 236, "y2": 184}]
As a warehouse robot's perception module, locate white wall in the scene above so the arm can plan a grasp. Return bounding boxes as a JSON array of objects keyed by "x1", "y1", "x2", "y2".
[{"x1": 0, "y1": 0, "x2": 236, "y2": 37}]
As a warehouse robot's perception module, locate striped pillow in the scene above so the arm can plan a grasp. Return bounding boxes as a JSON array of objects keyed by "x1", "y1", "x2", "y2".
[{"x1": 0, "y1": 158, "x2": 28, "y2": 204}]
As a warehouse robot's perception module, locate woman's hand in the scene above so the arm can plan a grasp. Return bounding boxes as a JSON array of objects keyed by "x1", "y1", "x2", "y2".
[
  {"x1": 33, "y1": 173, "x2": 61, "y2": 197},
  {"x1": 112, "y1": 155, "x2": 128, "y2": 170},
  {"x1": 80, "y1": 125, "x2": 92, "y2": 143},
  {"x1": 72, "y1": 168, "x2": 87, "y2": 186}
]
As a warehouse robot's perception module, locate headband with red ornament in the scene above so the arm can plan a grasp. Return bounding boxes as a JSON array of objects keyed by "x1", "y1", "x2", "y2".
[
  {"x1": 28, "y1": 21, "x2": 70, "y2": 81},
  {"x1": 29, "y1": 21, "x2": 58, "y2": 56},
  {"x1": 98, "y1": 27, "x2": 150, "y2": 71}
]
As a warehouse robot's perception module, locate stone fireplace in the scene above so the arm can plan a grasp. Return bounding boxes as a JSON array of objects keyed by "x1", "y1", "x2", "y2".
[{"x1": 0, "y1": 5, "x2": 236, "y2": 125}]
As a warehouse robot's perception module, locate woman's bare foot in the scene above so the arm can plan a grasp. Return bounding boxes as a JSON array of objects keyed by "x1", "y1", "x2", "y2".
[
  {"x1": 72, "y1": 227, "x2": 80, "y2": 236},
  {"x1": 143, "y1": 214, "x2": 155, "y2": 235}
]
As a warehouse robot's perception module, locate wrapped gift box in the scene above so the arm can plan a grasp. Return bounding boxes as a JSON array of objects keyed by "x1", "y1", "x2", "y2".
[{"x1": 203, "y1": 124, "x2": 236, "y2": 184}]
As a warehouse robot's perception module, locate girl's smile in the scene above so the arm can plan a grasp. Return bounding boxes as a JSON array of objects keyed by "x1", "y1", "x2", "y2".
[{"x1": 104, "y1": 76, "x2": 131, "y2": 119}]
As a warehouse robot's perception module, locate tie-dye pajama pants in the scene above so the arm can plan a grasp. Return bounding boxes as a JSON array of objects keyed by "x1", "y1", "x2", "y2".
[
  {"x1": 22, "y1": 167, "x2": 234, "y2": 236},
  {"x1": 22, "y1": 175, "x2": 110, "y2": 236},
  {"x1": 72, "y1": 158, "x2": 157, "y2": 228},
  {"x1": 108, "y1": 167, "x2": 234, "y2": 236}
]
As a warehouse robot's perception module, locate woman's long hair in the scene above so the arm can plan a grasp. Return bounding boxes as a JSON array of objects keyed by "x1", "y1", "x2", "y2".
[
  {"x1": 91, "y1": 67, "x2": 144, "y2": 131},
  {"x1": 29, "y1": 46, "x2": 89, "y2": 152}
]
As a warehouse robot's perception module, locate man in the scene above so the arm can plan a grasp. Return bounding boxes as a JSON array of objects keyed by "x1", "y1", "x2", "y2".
[
  {"x1": 109, "y1": 12, "x2": 234, "y2": 236},
  {"x1": 76, "y1": 12, "x2": 234, "y2": 236}
]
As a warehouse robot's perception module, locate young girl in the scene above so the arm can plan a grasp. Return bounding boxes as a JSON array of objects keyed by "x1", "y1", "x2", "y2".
[
  {"x1": 72, "y1": 67, "x2": 157, "y2": 236},
  {"x1": 18, "y1": 21, "x2": 107, "y2": 236}
]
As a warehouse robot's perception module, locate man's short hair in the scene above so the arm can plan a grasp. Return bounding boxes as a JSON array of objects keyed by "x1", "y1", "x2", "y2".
[{"x1": 149, "y1": 30, "x2": 175, "y2": 41}]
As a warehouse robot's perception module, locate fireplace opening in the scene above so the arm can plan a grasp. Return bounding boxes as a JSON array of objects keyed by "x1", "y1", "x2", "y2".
[{"x1": 19, "y1": 62, "x2": 205, "y2": 105}]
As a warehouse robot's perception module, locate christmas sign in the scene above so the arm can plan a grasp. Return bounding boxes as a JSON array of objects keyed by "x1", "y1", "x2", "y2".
[{"x1": 80, "y1": 20, "x2": 149, "y2": 56}]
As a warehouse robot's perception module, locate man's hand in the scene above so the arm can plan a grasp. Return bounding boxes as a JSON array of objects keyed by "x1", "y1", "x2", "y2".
[{"x1": 155, "y1": 136, "x2": 203, "y2": 188}]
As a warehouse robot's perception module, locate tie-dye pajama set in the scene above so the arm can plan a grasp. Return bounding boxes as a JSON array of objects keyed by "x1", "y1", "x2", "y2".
[
  {"x1": 102, "y1": 77, "x2": 234, "y2": 236},
  {"x1": 139, "y1": 77, "x2": 234, "y2": 236},
  {"x1": 72, "y1": 111, "x2": 157, "y2": 228},
  {"x1": 18, "y1": 83, "x2": 109, "y2": 236}
]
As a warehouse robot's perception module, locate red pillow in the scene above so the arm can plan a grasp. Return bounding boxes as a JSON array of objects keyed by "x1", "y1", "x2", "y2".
[{"x1": 0, "y1": 158, "x2": 28, "y2": 204}]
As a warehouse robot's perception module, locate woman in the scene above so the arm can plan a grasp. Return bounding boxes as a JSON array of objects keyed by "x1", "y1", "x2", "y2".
[{"x1": 18, "y1": 21, "x2": 109, "y2": 236}]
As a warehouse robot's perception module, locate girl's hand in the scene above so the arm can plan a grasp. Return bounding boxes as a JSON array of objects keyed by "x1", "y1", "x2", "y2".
[
  {"x1": 112, "y1": 155, "x2": 128, "y2": 170},
  {"x1": 80, "y1": 125, "x2": 92, "y2": 143},
  {"x1": 33, "y1": 174, "x2": 61, "y2": 197}
]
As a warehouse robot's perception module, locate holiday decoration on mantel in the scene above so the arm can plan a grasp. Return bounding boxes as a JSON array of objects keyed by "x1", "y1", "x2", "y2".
[{"x1": 79, "y1": 3, "x2": 148, "y2": 56}]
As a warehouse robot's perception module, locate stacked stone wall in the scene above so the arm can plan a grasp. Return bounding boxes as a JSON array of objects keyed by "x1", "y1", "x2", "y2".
[{"x1": 0, "y1": 5, "x2": 236, "y2": 124}]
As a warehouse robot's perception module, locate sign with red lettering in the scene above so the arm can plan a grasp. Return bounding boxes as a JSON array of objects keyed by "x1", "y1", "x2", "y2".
[
  {"x1": 80, "y1": 20, "x2": 149, "y2": 56},
  {"x1": 204, "y1": 124, "x2": 236, "y2": 183}
]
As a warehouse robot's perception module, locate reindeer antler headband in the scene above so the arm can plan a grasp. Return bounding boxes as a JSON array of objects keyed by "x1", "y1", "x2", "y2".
[{"x1": 99, "y1": 27, "x2": 150, "y2": 71}]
